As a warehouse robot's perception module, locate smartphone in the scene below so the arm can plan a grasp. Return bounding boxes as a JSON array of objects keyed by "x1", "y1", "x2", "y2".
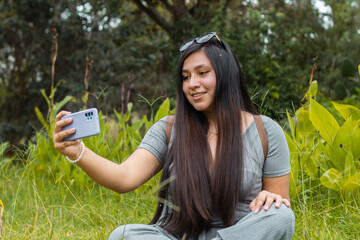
[{"x1": 61, "y1": 108, "x2": 100, "y2": 141}]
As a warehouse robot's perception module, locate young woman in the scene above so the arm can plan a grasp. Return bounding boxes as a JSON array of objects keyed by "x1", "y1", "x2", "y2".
[{"x1": 53, "y1": 32, "x2": 295, "y2": 239}]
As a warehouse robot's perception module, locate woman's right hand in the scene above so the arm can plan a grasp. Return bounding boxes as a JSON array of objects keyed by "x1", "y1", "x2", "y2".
[{"x1": 53, "y1": 111, "x2": 83, "y2": 160}]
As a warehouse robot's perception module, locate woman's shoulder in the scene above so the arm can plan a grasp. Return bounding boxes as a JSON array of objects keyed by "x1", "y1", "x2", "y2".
[
  {"x1": 259, "y1": 115, "x2": 283, "y2": 133},
  {"x1": 258, "y1": 115, "x2": 288, "y2": 152},
  {"x1": 151, "y1": 115, "x2": 174, "y2": 127}
]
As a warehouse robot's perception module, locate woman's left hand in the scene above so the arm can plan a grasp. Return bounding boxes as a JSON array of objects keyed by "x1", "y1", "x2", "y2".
[{"x1": 249, "y1": 190, "x2": 290, "y2": 213}]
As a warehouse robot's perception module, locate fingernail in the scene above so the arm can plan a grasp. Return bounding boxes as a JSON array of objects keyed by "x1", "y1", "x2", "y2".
[
  {"x1": 255, "y1": 208, "x2": 259, "y2": 213},
  {"x1": 276, "y1": 203, "x2": 280, "y2": 207},
  {"x1": 264, "y1": 206, "x2": 268, "y2": 210}
]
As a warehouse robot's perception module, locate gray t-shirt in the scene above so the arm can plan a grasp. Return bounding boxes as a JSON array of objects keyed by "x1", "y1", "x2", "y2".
[{"x1": 138, "y1": 115, "x2": 290, "y2": 226}]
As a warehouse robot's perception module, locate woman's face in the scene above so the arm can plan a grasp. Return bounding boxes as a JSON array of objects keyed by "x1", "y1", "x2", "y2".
[{"x1": 182, "y1": 50, "x2": 217, "y2": 113}]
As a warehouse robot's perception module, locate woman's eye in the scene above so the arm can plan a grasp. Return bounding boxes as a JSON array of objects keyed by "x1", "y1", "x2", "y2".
[
  {"x1": 200, "y1": 71, "x2": 209, "y2": 75},
  {"x1": 182, "y1": 75, "x2": 189, "y2": 80}
]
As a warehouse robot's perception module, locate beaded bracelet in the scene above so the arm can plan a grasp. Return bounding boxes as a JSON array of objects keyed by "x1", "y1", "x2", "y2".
[{"x1": 65, "y1": 141, "x2": 85, "y2": 163}]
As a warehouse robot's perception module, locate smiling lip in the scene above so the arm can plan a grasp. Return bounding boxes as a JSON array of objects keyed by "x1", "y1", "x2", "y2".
[{"x1": 191, "y1": 92, "x2": 205, "y2": 100}]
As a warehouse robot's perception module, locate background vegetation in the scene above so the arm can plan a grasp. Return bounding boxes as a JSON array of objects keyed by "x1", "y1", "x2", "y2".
[
  {"x1": 1, "y1": 0, "x2": 359, "y2": 145},
  {"x1": 1, "y1": 0, "x2": 360, "y2": 239}
]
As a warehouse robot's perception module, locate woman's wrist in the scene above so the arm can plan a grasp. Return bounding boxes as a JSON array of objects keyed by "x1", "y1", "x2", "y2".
[{"x1": 65, "y1": 141, "x2": 85, "y2": 163}]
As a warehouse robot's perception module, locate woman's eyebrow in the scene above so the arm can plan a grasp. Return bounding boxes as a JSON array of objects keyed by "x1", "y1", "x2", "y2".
[{"x1": 182, "y1": 64, "x2": 209, "y2": 73}]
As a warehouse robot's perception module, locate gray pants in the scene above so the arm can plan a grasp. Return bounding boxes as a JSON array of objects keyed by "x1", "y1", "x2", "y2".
[{"x1": 108, "y1": 203, "x2": 295, "y2": 240}]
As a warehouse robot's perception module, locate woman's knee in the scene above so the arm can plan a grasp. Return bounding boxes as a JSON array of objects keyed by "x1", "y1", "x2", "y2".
[
  {"x1": 265, "y1": 203, "x2": 295, "y2": 235},
  {"x1": 108, "y1": 224, "x2": 143, "y2": 240},
  {"x1": 269, "y1": 203, "x2": 295, "y2": 225},
  {"x1": 108, "y1": 225, "x2": 125, "y2": 240},
  {"x1": 108, "y1": 224, "x2": 175, "y2": 240}
]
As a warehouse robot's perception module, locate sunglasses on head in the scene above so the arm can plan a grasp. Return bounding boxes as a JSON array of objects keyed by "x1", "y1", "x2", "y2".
[{"x1": 179, "y1": 32, "x2": 225, "y2": 52}]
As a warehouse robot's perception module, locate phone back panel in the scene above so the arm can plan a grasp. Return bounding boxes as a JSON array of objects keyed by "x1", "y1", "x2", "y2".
[{"x1": 61, "y1": 108, "x2": 100, "y2": 141}]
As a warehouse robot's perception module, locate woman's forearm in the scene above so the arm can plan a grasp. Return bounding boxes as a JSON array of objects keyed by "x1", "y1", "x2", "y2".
[{"x1": 75, "y1": 147, "x2": 133, "y2": 193}]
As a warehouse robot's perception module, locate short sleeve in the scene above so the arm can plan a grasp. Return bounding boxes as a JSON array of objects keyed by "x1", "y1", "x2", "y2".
[
  {"x1": 137, "y1": 116, "x2": 168, "y2": 166},
  {"x1": 261, "y1": 116, "x2": 290, "y2": 177}
]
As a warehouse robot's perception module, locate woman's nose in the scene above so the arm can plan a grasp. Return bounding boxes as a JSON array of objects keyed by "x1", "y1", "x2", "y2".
[{"x1": 188, "y1": 76, "x2": 201, "y2": 89}]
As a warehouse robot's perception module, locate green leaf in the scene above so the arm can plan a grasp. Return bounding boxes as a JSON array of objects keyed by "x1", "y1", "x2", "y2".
[
  {"x1": 330, "y1": 117, "x2": 353, "y2": 170},
  {"x1": 309, "y1": 80, "x2": 318, "y2": 99},
  {"x1": 131, "y1": 118, "x2": 145, "y2": 132},
  {"x1": 309, "y1": 99, "x2": 340, "y2": 144},
  {"x1": 295, "y1": 108, "x2": 313, "y2": 139},
  {"x1": 143, "y1": 115, "x2": 153, "y2": 132},
  {"x1": 125, "y1": 103, "x2": 133, "y2": 122},
  {"x1": 332, "y1": 101, "x2": 360, "y2": 121},
  {"x1": 35, "y1": 106, "x2": 49, "y2": 133},
  {"x1": 286, "y1": 110, "x2": 295, "y2": 139},
  {"x1": 154, "y1": 98, "x2": 170, "y2": 123},
  {"x1": 114, "y1": 109, "x2": 126, "y2": 129},
  {"x1": 284, "y1": 132, "x2": 300, "y2": 197},
  {"x1": 320, "y1": 168, "x2": 344, "y2": 192},
  {"x1": 40, "y1": 89, "x2": 50, "y2": 106},
  {"x1": 302, "y1": 152, "x2": 318, "y2": 179},
  {"x1": 330, "y1": 116, "x2": 360, "y2": 171},
  {"x1": 344, "y1": 151, "x2": 356, "y2": 181},
  {"x1": 314, "y1": 142, "x2": 333, "y2": 172},
  {"x1": 53, "y1": 95, "x2": 74, "y2": 117},
  {"x1": 344, "y1": 171, "x2": 360, "y2": 195}
]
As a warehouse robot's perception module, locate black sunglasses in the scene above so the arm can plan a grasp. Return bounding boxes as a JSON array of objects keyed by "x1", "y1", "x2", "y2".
[{"x1": 179, "y1": 32, "x2": 225, "y2": 52}]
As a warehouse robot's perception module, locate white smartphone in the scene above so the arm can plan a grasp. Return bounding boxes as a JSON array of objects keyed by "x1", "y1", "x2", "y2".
[{"x1": 61, "y1": 108, "x2": 100, "y2": 141}]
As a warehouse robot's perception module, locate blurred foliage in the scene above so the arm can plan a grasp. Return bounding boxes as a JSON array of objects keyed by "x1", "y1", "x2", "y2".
[
  {"x1": 26, "y1": 96, "x2": 173, "y2": 186},
  {"x1": 0, "y1": 0, "x2": 359, "y2": 145}
]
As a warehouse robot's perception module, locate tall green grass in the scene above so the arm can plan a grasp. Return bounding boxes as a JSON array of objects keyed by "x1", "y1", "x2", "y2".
[
  {"x1": 1, "y1": 163, "x2": 159, "y2": 239},
  {"x1": 1, "y1": 82, "x2": 360, "y2": 239},
  {"x1": 1, "y1": 160, "x2": 360, "y2": 239}
]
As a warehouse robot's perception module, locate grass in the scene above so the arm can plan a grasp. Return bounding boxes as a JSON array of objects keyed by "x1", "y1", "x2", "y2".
[
  {"x1": 1, "y1": 160, "x2": 360, "y2": 239},
  {"x1": 1, "y1": 162, "x2": 159, "y2": 239}
]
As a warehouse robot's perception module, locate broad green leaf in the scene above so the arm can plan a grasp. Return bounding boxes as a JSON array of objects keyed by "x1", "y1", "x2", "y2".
[
  {"x1": 309, "y1": 99, "x2": 339, "y2": 144},
  {"x1": 295, "y1": 108, "x2": 313, "y2": 139},
  {"x1": 154, "y1": 98, "x2": 170, "y2": 122},
  {"x1": 314, "y1": 142, "x2": 333, "y2": 172},
  {"x1": 344, "y1": 171, "x2": 360, "y2": 195},
  {"x1": 301, "y1": 152, "x2": 318, "y2": 179},
  {"x1": 309, "y1": 80, "x2": 318, "y2": 99},
  {"x1": 284, "y1": 131, "x2": 298, "y2": 154},
  {"x1": 286, "y1": 110, "x2": 295, "y2": 139},
  {"x1": 320, "y1": 168, "x2": 344, "y2": 192},
  {"x1": 349, "y1": 120, "x2": 360, "y2": 164},
  {"x1": 330, "y1": 117, "x2": 355, "y2": 170},
  {"x1": 344, "y1": 151, "x2": 356, "y2": 181},
  {"x1": 284, "y1": 132, "x2": 300, "y2": 196},
  {"x1": 332, "y1": 101, "x2": 360, "y2": 121}
]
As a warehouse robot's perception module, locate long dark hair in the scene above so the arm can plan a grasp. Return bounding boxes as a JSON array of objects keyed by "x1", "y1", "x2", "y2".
[{"x1": 150, "y1": 37, "x2": 257, "y2": 238}]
